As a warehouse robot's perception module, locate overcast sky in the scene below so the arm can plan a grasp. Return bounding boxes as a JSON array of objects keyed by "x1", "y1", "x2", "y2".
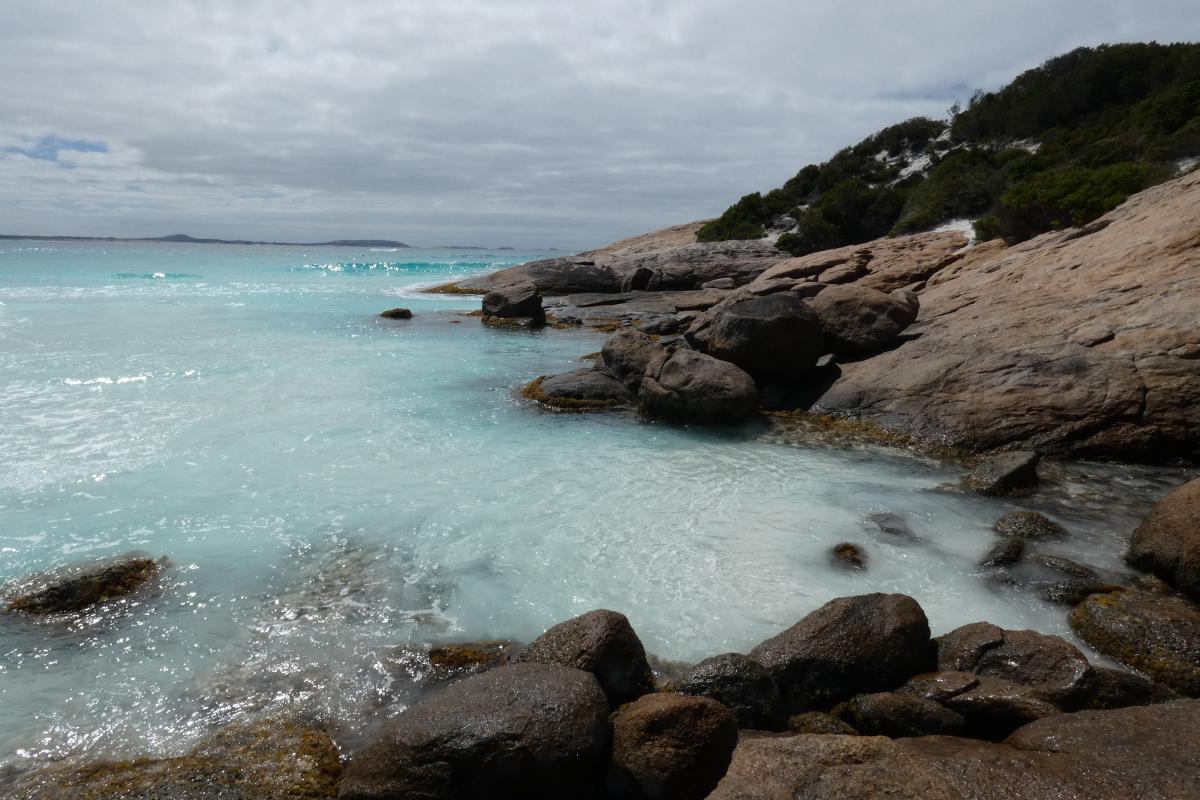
[{"x1": 0, "y1": 1, "x2": 1197, "y2": 249}]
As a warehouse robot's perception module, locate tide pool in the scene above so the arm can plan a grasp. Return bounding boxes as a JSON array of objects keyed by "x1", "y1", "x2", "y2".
[{"x1": 0, "y1": 241, "x2": 1184, "y2": 772}]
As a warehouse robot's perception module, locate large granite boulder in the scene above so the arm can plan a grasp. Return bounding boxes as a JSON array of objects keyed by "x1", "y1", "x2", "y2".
[
  {"x1": 608, "y1": 693, "x2": 737, "y2": 800},
  {"x1": 807, "y1": 285, "x2": 919, "y2": 357},
  {"x1": 832, "y1": 691, "x2": 966, "y2": 738},
  {"x1": 813, "y1": 170, "x2": 1200, "y2": 459},
  {"x1": 481, "y1": 282, "x2": 546, "y2": 324},
  {"x1": 685, "y1": 291, "x2": 824, "y2": 384},
  {"x1": 1070, "y1": 590, "x2": 1200, "y2": 696},
  {"x1": 674, "y1": 653, "x2": 783, "y2": 729},
  {"x1": 748, "y1": 593, "x2": 931, "y2": 714},
  {"x1": 935, "y1": 622, "x2": 1094, "y2": 707},
  {"x1": 898, "y1": 671, "x2": 1062, "y2": 739},
  {"x1": 707, "y1": 700, "x2": 1200, "y2": 799},
  {"x1": 11, "y1": 717, "x2": 341, "y2": 800},
  {"x1": 338, "y1": 663, "x2": 610, "y2": 799},
  {"x1": 522, "y1": 368, "x2": 635, "y2": 410},
  {"x1": 1126, "y1": 477, "x2": 1200, "y2": 600},
  {"x1": 4, "y1": 553, "x2": 163, "y2": 615},
  {"x1": 639, "y1": 349, "x2": 759, "y2": 424},
  {"x1": 517, "y1": 609, "x2": 655, "y2": 707},
  {"x1": 601, "y1": 329, "x2": 667, "y2": 391}
]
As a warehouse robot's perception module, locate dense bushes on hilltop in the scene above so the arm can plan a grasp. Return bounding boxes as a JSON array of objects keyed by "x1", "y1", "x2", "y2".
[{"x1": 699, "y1": 43, "x2": 1200, "y2": 254}]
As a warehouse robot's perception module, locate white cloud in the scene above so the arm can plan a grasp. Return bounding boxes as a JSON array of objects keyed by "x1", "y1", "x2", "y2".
[{"x1": 0, "y1": 0, "x2": 1197, "y2": 247}]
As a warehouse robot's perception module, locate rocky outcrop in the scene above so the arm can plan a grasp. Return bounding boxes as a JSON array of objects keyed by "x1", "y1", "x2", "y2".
[
  {"x1": 4, "y1": 553, "x2": 164, "y2": 615},
  {"x1": 748, "y1": 593, "x2": 931, "y2": 714},
  {"x1": 707, "y1": 700, "x2": 1200, "y2": 800},
  {"x1": 685, "y1": 291, "x2": 824, "y2": 384},
  {"x1": 1070, "y1": 590, "x2": 1200, "y2": 696},
  {"x1": 601, "y1": 329, "x2": 667, "y2": 391},
  {"x1": 481, "y1": 283, "x2": 546, "y2": 325},
  {"x1": 639, "y1": 349, "x2": 759, "y2": 424},
  {"x1": 517, "y1": 609, "x2": 655, "y2": 707},
  {"x1": 608, "y1": 693, "x2": 737, "y2": 800},
  {"x1": 522, "y1": 369, "x2": 635, "y2": 410},
  {"x1": 1126, "y1": 477, "x2": 1200, "y2": 600},
  {"x1": 898, "y1": 671, "x2": 1063, "y2": 738},
  {"x1": 674, "y1": 653, "x2": 783, "y2": 730},
  {"x1": 814, "y1": 169, "x2": 1200, "y2": 459},
  {"x1": 807, "y1": 285, "x2": 919, "y2": 357},
  {"x1": 338, "y1": 663, "x2": 610, "y2": 799}
]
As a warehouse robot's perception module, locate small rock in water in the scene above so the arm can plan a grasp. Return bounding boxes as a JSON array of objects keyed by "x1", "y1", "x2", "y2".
[
  {"x1": 831, "y1": 542, "x2": 868, "y2": 570},
  {"x1": 965, "y1": 451, "x2": 1040, "y2": 495},
  {"x1": 866, "y1": 511, "x2": 917, "y2": 540},
  {"x1": 4, "y1": 553, "x2": 164, "y2": 615},
  {"x1": 378, "y1": 307, "x2": 413, "y2": 319},
  {"x1": 994, "y1": 510, "x2": 1066, "y2": 540},
  {"x1": 979, "y1": 536, "x2": 1025, "y2": 568}
]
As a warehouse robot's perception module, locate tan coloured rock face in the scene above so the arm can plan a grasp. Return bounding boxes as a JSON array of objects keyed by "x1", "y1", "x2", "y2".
[
  {"x1": 580, "y1": 220, "x2": 710, "y2": 259},
  {"x1": 815, "y1": 169, "x2": 1200, "y2": 459}
]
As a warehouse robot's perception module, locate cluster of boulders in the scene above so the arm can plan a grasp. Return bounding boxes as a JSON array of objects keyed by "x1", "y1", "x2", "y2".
[{"x1": 519, "y1": 284, "x2": 921, "y2": 424}]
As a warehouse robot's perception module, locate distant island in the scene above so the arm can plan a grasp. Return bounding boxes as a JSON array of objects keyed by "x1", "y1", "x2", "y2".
[{"x1": 0, "y1": 232, "x2": 412, "y2": 248}]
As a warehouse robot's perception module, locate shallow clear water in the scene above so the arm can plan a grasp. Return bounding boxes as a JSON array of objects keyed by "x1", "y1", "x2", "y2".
[{"x1": 0, "y1": 241, "x2": 1189, "y2": 771}]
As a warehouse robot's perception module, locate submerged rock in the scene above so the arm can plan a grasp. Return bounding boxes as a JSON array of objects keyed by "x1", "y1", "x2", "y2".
[
  {"x1": 608, "y1": 693, "x2": 737, "y2": 800},
  {"x1": 517, "y1": 609, "x2": 655, "y2": 707},
  {"x1": 788, "y1": 711, "x2": 858, "y2": 735},
  {"x1": 378, "y1": 307, "x2": 413, "y2": 320},
  {"x1": 522, "y1": 369, "x2": 634, "y2": 410},
  {"x1": 748, "y1": 593, "x2": 931, "y2": 714},
  {"x1": 993, "y1": 511, "x2": 1065, "y2": 540},
  {"x1": 4, "y1": 553, "x2": 164, "y2": 616},
  {"x1": 674, "y1": 653, "x2": 783, "y2": 730},
  {"x1": 1070, "y1": 590, "x2": 1200, "y2": 696},
  {"x1": 639, "y1": 349, "x2": 759, "y2": 424},
  {"x1": 339, "y1": 663, "x2": 610, "y2": 800},
  {"x1": 385, "y1": 640, "x2": 520, "y2": 690},
  {"x1": 965, "y1": 451, "x2": 1041, "y2": 495},
  {"x1": 1126, "y1": 477, "x2": 1200, "y2": 600},
  {"x1": 807, "y1": 285, "x2": 919, "y2": 357}
]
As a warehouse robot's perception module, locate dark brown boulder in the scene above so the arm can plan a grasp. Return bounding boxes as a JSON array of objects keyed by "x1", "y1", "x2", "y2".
[
  {"x1": 674, "y1": 653, "x2": 782, "y2": 729},
  {"x1": 601, "y1": 329, "x2": 667, "y2": 391},
  {"x1": 807, "y1": 285, "x2": 919, "y2": 357},
  {"x1": 1126, "y1": 477, "x2": 1200, "y2": 601},
  {"x1": 517, "y1": 609, "x2": 655, "y2": 707},
  {"x1": 522, "y1": 369, "x2": 634, "y2": 410},
  {"x1": 788, "y1": 711, "x2": 858, "y2": 735},
  {"x1": 686, "y1": 292, "x2": 824, "y2": 384},
  {"x1": 379, "y1": 307, "x2": 413, "y2": 320},
  {"x1": 964, "y1": 451, "x2": 1040, "y2": 496},
  {"x1": 993, "y1": 511, "x2": 1066, "y2": 540},
  {"x1": 748, "y1": 594, "x2": 931, "y2": 714},
  {"x1": 338, "y1": 663, "x2": 609, "y2": 800},
  {"x1": 830, "y1": 542, "x2": 868, "y2": 570},
  {"x1": 4, "y1": 553, "x2": 163, "y2": 615},
  {"x1": 833, "y1": 692, "x2": 966, "y2": 738},
  {"x1": 639, "y1": 349, "x2": 759, "y2": 424},
  {"x1": 482, "y1": 282, "x2": 546, "y2": 324},
  {"x1": 1080, "y1": 666, "x2": 1180, "y2": 710},
  {"x1": 1070, "y1": 590, "x2": 1200, "y2": 696},
  {"x1": 898, "y1": 671, "x2": 1062, "y2": 740},
  {"x1": 608, "y1": 693, "x2": 737, "y2": 800}
]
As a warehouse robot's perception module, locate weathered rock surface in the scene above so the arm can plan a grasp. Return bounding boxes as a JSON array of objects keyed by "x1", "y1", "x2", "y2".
[
  {"x1": 522, "y1": 368, "x2": 634, "y2": 410},
  {"x1": 964, "y1": 451, "x2": 1040, "y2": 495},
  {"x1": 788, "y1": 711, "x2": 858, "y2": 735},
  {"x1": 639, "y1": 349, "x2": 759, "y2": 424},
  {"x1": 898, "y1": 671, "x2": 1062, "y2": 738},
  {"x1": 4, "y1": 553, "x2": 163, "y2": 615},
  {"x1": 685, "y1": 291, "x2": 824, "y2": 383},
  {"x1": 385, "y1": 640, "x2": 520, "y2": 690},
  {"x1": 674, "y1": 653, "x2": 782, "y2": 730},
  {"x1": 338, "y1": 663, "x2": 609, "y2": 800},
  {"x1": 1070, "y1": 590, "x2": 1200, "y2": 696},
  {"x1": 807, "y1": 285, "x2": 919, "y2": 357},
  {"x1": 11, "y1": 717, "x2": 341, "y2": 800},
  {"x1": 608, "y1": 693, "x2": 737, "y2": 800},
  {"x1": 749, "y1": 593, "x2": 931, "y2": 714},
  {"x1": 813, "y1": 170, "x2": 1200, "y2": 459},
  {"x1": 979, "y1": 537, "x2": 1025, "y2": 568},
  {"x1": 481, "y1": 282, "x2": 546, "y2": 324},
  {"x1": 993, "y1": 511, "x2": 1066, "y2": 540},
  {"x1": 1127, "y1": 477, "x2": 1200, "y2": 600},
  {"x1": 833, "y1": 691, "x2": 967, "y2": 738},
  {"x1": 1082, "y1": 666, "x2": 1180, "y2": 710},
  {"x1": 517, "y1": 609, "x2": 655, "y2": 707},
  {"x1": 707, "y1": 699, "x2": 1200, "y2": 799},
  {"x1": 601, "y1": 329, "x2": 667, "y2": 391}
]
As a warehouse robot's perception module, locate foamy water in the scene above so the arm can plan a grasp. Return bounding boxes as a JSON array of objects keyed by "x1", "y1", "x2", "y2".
[{"x1": 0, "y1": 241, "x2": 1188, "y2": 774}]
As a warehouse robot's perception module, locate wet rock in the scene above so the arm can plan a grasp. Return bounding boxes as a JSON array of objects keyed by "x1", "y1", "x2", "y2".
[
  {"x1": 481, "y1": 282, "x2": 546, "y2": 324},
  {"x1": 993, "y1": 511, "x2": 1066, "y2": 540},
  {"x1": 674, "y1": 653, "x2": 782, "y2": 730},
  {"x1": 807, "y1": 285, "x2": 919, "y2": 357},
  {"x1": 787, "y1": 711, "x2": 858, "y2": 735},
  {"x1": 749, "y1": 593, "x2": 931, "y2": 714},
  {"x1": 4, "y1": 553, "x2": 164, "y2": 616},
  {"x1": 1081, "y1": 666, "x2": 1181, "y2": 710},
  {"x1": 830, "y1": 542, "x2": 867, "y2": 570},
  {"x1": 979, "y1": 537, "x2": 1025, "y2": 568},
  {"x1": 935, "y1": 622, "x2": 1094, "y2": 707},
  {"x1": 685, "y1": 292, "x2": 824, "y2": 384},
  {"x1": 639, "y1": 349, "x2": 759, "y2": 425},
  {"x1": 11, "y1": 717, "x2": 341, "y2": 799},
  {"x1": 707, "y1": 699, "x2": 1200, "y2": 800},
  {"x1": 522, "y1": 369, "x2": 634, "y2": 410},
  {"x1": 385, "y1": 640, "x2": 519, "y2": 690},
  {"x1": 601, "y1": 329, "x2": 668, "y2": 391},
  {"x1": 608, "y1": 693, "x2": 737, "y2": 800},
  {"x1": 517, "y1": 609, "x2": 655, "y2": 707},
  {"x1": 899, "y1": 671, "x2": 1062, "y2": 739},
  {"x1": 338, "y1": 663, "x2": 609, "y2": 800},
  {"x1": 1070, "y1": 590, "x2": 1200, "y2": 696},
  {"x1": 964, "y1": 451, "x2": 1040, "y2": 496},
  {"x1": 1126, "y1": 477, "x2": 1200, "y2": 601},
  {"x1": 832, "y1": 691, "x2": 966, "y2": 738},
  {"x1": 378, "y1": 307, "x2": 413, "y2": 320}
]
